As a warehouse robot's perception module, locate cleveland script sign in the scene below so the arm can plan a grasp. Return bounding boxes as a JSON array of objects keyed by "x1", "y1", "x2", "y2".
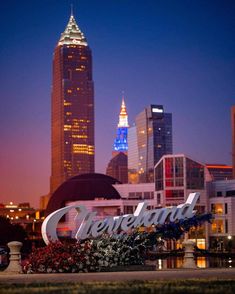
[{"x1": 42, "y1": 192, "x2": 200, "y2": 245}]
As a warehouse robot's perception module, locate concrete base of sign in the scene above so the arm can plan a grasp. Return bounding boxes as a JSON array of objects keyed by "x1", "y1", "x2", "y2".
[
  {"x1": 182, "y1": 240, "x2": 197, "y2": 269},
  {"x1": 4, "y1": 241, "x2": 23, "y2": 274}
]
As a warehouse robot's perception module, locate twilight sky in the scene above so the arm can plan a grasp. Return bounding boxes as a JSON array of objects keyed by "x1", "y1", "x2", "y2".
[{"x1": 0, "y1": 0, "x2": 235, "y2": 208}]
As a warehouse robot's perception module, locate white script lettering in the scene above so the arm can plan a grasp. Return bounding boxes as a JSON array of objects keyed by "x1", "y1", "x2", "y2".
[{"x1": 41, "y1": 192, "x2": 200, "y2": 245}]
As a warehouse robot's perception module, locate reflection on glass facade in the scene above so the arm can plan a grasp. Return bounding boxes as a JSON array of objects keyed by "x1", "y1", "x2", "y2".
[
  {"x1": 155, "y1": 155, "x2": 205, "y2": 204},
  {"x1": 50, "y1": 14, "x2": 94, "y2": 193},
  {"x1": 128, "y1": 105, "x2": 172, "y2": 183},
  {"x1": 186, "y1": 158, "x2": 204, "y2": 189},
  {"x1": 128, "y1": 126, "x2": 139, "y2": 183},
  {"x1": 155, "y1": 160, "x2": 163, "y2": 190},
  {"x1": 155, "y1": 156, "x2": 184, "y2": 191}
]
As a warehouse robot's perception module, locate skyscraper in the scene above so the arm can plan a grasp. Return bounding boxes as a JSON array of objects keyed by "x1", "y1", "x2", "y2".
[
  {"x1": 231, "y1": 106, "x2": 235, "y2": 178},
  {"x1": 106, "y1": 152, "x2": 128, "y2": 183},
  {"x1": 50, "y1": 12, "x2": 94, "y2": 193},
  {"x1": 106, "y1": 97, "x2": 129, "y2": 183},
  {"x1": 128, "y1": 105, "x2": 172, "y2": 183},
  {"x1": 113, "y1": 97, "x2": 129, "y2": 157}
]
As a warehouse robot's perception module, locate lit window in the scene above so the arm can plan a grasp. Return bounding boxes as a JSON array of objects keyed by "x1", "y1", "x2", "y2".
[
  {"x1": 211, "y1": 219, "x2": 224, "y2": 234},
  {"x1": 64, "y1": 101, "x2": 72, "y2": 106},
  {"x1": 211, "y1": 203, "x2": 223, "y2": 214},
  {"x1": 64, "y1": 125, "x2": 72, "y2": 131},
  {"x1": 72, "y1": 144, "x2": 94, "y2": 155}
]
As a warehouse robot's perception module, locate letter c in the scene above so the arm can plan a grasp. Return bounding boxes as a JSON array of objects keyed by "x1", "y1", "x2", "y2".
[{"x1": 41, "y1": 205, "x2": 87, "y2": 245}]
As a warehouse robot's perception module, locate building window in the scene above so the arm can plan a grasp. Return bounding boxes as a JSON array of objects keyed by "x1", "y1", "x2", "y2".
[
  {"x1": 225, "y1": 219, "x2": 228, "y2": 233},
  {"x1": 165, "y1": 158, "x2": 173, "y2": 178},
  {"x1": 155, "y1": 161, "x2": 163, "y2": 191},
  {"x1": 128, "y1": 192, "x2": 135, "y2": 198},
  {"x1": 211, "y1": 219, "x2": 224, "y2": 234},
  {"x1": 165, "y1": 190, "x2": 184, "y2": 199},
  {"x1": 157, "y1": 193, "x2": 161, "y2": 205},
  {"x1": 225, "y1": 203, "x2": 228, "y2": 214},
  {"x1": 136, "y1": 192, "x2": 142, "y2": 199},
  {"x1": 143, "y1": 192, "x2": 151, "y2": 199},
  {"x1": 226, "y1": 190, "x2": 235, "y2": 197},
  {"x1": 186, "y1": 158, "x2": 204, "y2": 189},
  {"x1": 175, "y1": 178, "x2": 184, "y2": 187},
  {"x1": 211, "y1": 203, "x2": 223, "y2": 214},
  {"x1": 124, "y1": 206, "x2": 133, "y2": 214},
  {"x1": 165, "y1": 179, "x2": 174, "y2": 187},
  {"x1": 217, "y1": 191, "x2": 222, "y2": 197}
]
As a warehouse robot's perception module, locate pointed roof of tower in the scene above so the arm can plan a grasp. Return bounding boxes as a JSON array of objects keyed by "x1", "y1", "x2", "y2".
[
  {"x1": 118, "y1": 95, "x2": 129, "y2": 128},
  {"x1": 58, "y1": 12, "x2": 88, "y2": 46},
  {"x1": 120, "y1": 97, "x2": 127, "y2": 116}
]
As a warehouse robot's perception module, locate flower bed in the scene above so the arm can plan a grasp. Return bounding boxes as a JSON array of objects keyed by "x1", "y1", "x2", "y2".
[{"x1": 23, "y1": 213, "x2": 212, "y2": 274}]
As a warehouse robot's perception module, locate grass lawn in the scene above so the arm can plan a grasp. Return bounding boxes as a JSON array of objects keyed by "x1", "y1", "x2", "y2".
[{"x1": 0, "y1": 279, "x2": 235, "y2": 294}]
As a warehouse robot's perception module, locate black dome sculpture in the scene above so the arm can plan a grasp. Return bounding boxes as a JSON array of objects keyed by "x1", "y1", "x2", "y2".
[{"x1": 46, "y1": 173, "x2": 121, "y2": 215}]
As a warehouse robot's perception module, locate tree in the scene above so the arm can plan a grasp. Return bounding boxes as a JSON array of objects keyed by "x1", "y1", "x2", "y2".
[{"x1": 0, "y1": 216, "x2": 27, "y2": 245}]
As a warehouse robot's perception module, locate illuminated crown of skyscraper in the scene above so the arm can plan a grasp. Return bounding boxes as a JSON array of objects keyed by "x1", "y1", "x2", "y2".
[
  {"x1": 113, "y1": 96, "x2": 129, "y2": 153},
  {"x1": 118, "y1": 97, "x2": 129, "y2": 128},
  {"x1": 58, "y1": 12, "x2": 88, "y2": 46}
]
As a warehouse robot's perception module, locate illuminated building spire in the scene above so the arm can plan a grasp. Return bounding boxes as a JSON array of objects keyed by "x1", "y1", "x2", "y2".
[
  {"x1": 118, "y1": 95, "x2": 129, "y2": 128},
  {"x1": 58, "y1": 11, "x2": 88, "y2": 46},
  {"x1": 113, "y1": 95, "x2": 129, "y2": 153}
]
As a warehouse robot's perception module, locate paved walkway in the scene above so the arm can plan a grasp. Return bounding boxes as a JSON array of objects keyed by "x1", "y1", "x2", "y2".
[{"x1": 0, "y1": 268, "x2": 235, "y2": 284}]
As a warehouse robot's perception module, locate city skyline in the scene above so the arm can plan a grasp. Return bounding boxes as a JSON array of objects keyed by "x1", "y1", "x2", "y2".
[{"x1": 0, "y1": 0, "x2": 235, "y2": 207}]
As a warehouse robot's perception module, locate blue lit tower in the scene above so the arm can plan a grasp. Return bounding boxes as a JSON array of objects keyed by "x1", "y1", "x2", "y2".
[
  {"x1": 106, "y1": 97, "x2": 128, "y2": 182},
  {"x1": 113, "y1": 97, "x2": 129, "y2": 156}
]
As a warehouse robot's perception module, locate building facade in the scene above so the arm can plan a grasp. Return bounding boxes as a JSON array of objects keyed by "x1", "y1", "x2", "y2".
[
  {"x1": 231, "y1": 106, "x2": 235, "y2": 178},
  {"x1": 106, "y1": 97, "x2": 129, "y2": 183},
  {"x1": 128, "y1": 105, "x2": 172, "y2": 183},
  {"x1": 112, "y1": 97, "x2": 129, "y2": 156},
  {"x1": 50, "y1": 13, "x2": 94, "y2": 193},
  {"x1": 154, "y1": 154, "x2": 208, "y2": 249},
  {"x1": 205, "y1": 164, "x2": 232, "y2": 181},
  {"x1": 208, "y1": 180, "x2": 235, "y2": 251},
  {"x1": 106, "y1": 152, "x2": 128, "y2": 183}
]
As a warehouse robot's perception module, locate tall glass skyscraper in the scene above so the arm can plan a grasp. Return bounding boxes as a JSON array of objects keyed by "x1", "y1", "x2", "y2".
[
  {"x1": 50, "y1": 13, "x2": 94, "y2": 193},
  {"x1": 128, "y1": 105, "x2": 172, "y2": 183}
]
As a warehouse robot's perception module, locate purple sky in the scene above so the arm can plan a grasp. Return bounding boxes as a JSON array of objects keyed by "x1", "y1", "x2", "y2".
[{"x1": 0, "y1": 0, "x2": 235, "y2": 208}]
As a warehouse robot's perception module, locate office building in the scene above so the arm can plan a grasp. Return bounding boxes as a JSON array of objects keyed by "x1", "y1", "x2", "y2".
[
  {"x1": 128, "y1": 105, "x2": 172, "y2": 183},
  {"x1": 205, "y1": 164, "x2": 232, "y2": 181},
  {"x1": 106, "y1": 152, "x2": 128, "y2": 183},
  {"x1": 208, "y1": 180, "x2": 235, "y2": 250},
  {"x1": 50, "y1": 12, "x2": 94, "y2": 193},
  {"x1": 112, "y1": 97, "x2": 129, "y2": 156},
  {"x1": 231, "y1": 106, "x2": 235, "y2": 178},
  {"x1": 106, "y1": 97, "x2": 128, "y2": 182}
]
